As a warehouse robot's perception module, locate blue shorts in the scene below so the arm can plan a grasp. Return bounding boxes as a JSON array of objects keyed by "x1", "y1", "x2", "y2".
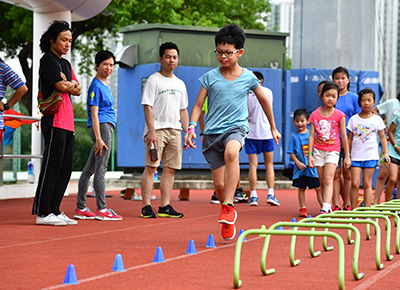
[
  {"x1": 351, "y1": 160, "x2": 378, "y2": 169},
  {"x1": 292, "y1": 175, "x2": 320, "y2": 189},
  {"x1": 244, "y1": 139, "x2": 274, "y2": 155}
]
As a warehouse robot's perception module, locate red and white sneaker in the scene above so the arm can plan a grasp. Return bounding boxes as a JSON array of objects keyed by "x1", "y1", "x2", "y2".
[
  {"x1": 218, "y1": 204, "x2": 237, "y2": 224},
  {"x1": 95, "y1": 209, "x2": 123, "y2": 221},
  {"x1": 221, "y1": 223, "x2": 236, "y2": 240},
  {"x1": 74, "y1": 208, "x2": 96, "y2": 220}
]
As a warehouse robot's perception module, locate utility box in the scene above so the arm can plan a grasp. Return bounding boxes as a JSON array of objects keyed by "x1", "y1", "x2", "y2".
[
  {"x1": 120, "y1": 23, "x2": 288, "y2": 69},
  {"x1": 117, "y1": 24, "x2": 288, "y2": 170}
]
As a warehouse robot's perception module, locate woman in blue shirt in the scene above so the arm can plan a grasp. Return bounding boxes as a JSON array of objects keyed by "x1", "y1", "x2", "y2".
[{"x1": 74, "y1": 50, "x2": 122, "y2": 221}]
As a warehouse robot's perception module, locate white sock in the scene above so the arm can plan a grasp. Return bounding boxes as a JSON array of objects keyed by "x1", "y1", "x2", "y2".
[
  {"x1": 268, "y1": 188, "x2": 275, "y2": 197},
  {"x1": 322, "y1": 203, "x2": 331, "y2": 211},
  {"x1": 100, "y1": 208, "x2": 107, "y2": 213},
  {"x1": 81, "y1": 208, "x2": 87, "y2": 212},
  {"x1": 250, "y1": 190, "x2": 258, "y2": 198}
]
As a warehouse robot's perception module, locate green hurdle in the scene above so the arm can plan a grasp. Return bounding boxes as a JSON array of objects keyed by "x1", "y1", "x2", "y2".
[
  {"x1": 299, "y1": 217, "x2": 383, "y2": 270},
  {"x1": 234, "y1": 228, "x2": 345, "y2": 290},
  {"x1": 267, "y1": 221, "x2": 363, "y2": 280},
  {"x1": 321, "y1": 212, "x2": 393, "y2": 261},
  {"x1": 350, "y1": 208, "x2": 399, "y2": 254}
]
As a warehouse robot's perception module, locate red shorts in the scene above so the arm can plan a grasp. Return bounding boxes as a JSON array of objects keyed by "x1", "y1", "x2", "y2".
[{"x1": 0, "y1": 129, "x2": 3, "y2": 143}]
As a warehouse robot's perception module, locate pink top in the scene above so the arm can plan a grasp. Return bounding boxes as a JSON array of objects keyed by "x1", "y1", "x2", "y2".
[
  {"x1": 309, "y1": 109, "x2": 345, "y2": 152},
  {"x1": 53, "y1": 66, "x2": 79, "y2": 132}
]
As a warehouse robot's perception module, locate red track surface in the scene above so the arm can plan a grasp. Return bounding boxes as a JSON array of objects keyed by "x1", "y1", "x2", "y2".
[{"x1": 1, "y1": 188, "x2": 399, "y2": 290}]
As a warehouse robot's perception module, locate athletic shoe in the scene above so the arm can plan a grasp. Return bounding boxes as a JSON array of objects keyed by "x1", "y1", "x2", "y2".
[
  {"x1": 221, "y1": 223, "x2": 236, "y2": 240},
  {"x1": 158, "y1": 205, "x2": 184, "y2": 218},
  {"x1": 332, "y1": 204, "x2": 341, "y2": 212},
  {"x1": 218, "y1": 204, "x2": 237, "y2": 224},
  {"x1": 211, "y1": 192, "x2": 220, "y2": 204},
  {"x1": 141, "y1": 205, "x2": 157, "y2": 218},
  {"x1": 57, "y1": 212, "x2": 78, "y2": 225},
  {"x1": 266, "y1": 194, "x2": 280, "y2": 206},
  {"x1": 233, "y1": 188, "x2": 248, "y2": 203},
  {"x1": 74, "y1": 208, "x2": 96, "y2": 220},
  {"x1": 319, "y1": 208, "x2": 332, "y2": 215},
  {"x1": 95, "y1": 209, "x2": 123, "y2": 221},
  {"x1": 299, "y1": 208, "x2": 308, "y2": 217},
  {"x1": 247, "y1": 197, "x2": 258, "y2": 206},
  {"x1": 343, "y1": 205, "x2": 352, "y2": 211},
  {"x1": 36, "y1": 213, "x2": 67, "y2": 226}
]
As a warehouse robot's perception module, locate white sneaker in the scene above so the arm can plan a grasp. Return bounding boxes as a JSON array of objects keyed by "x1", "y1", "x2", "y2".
[
  {"x1": 57, "y1": 212, "x2": 78, "y2": 225},
  {"x1": 36, "y1": 213, "x2": 67, "y2": 226}
]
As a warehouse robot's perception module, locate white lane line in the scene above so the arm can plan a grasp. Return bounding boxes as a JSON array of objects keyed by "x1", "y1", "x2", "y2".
[{"x1": 352, "y1": 259, "x2": 400, "y2": 290}]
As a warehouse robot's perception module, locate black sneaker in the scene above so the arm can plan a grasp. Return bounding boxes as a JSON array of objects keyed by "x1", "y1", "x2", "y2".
[
  {"x1": 141, "y1": 205, "x2": 157, "y2": 218},
  {"x1": 158, "y1": 204, "x2": 184, "y2": 218},
  {"x1": 211, "y1": 192, "x2": 220, "y2": 204},
  {"x1": 233, "y1": 187, "x2": 248, "y2": 203}
]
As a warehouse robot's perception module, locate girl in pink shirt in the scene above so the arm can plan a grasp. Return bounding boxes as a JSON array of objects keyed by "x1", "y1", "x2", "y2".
[{"x1": 308, "y1": 82, "x2": 351, "y2": 214}]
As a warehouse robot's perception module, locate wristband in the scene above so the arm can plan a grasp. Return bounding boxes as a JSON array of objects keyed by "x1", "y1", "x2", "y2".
[
  {"x1": 188, "y1": 127, "x2": 195, "y2": 134},
  {"x1": 72, "y1": 80, "x2": 78, "y2": 88},
  {"x1": 395, "y1": 143, "x2": 399, "y2": 148},
  {"x1": 189, "y1": 121, "x2": 196, "y2": 126}
]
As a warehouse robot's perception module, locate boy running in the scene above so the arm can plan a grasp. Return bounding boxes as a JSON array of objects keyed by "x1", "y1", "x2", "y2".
[{"x1": 186, "y1": 24, "x2": 280, "y2": 240}]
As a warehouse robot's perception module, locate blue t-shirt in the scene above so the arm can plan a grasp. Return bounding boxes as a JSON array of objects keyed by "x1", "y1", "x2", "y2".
[
  {"x1": 336, "y1": 91, "x2": 361, "y2": 126},
  {"x1": 199, "y1": 67, "x2": 260, "y2": 134},
  {"x1": 87, "y1": 78, "x2": 116, "y2": 128},
  {"x1": 287, "y1": 130, "x2": 319, "y2": 180}
]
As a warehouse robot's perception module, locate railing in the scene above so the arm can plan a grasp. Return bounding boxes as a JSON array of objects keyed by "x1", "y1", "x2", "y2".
[{"x1": 0, "y1": 114, "x2": 41, "y2": 186}]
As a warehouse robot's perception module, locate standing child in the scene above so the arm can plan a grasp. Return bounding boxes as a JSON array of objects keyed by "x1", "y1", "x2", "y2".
[
  {"x1": 186, "y1": 24, "x2": 281, "y2": 240},
  {"x1": 347, "y1": 88, "x2": 389, "y2": 209},
  {"x1": 245, "y1": 71, "x2": 278, "y2": 206},
  {"x1": 308, "y1": 81, "x2": 350, "y2": 214},
  {"x1": 332, "y1": 66, "x2": 361, "y2": 211},
  {"x1": 384, "y1": 111, "x2": 400, "y2": 202},
  {"x1": 288, "y1": 108, "x2": 322, "y2": 217}
]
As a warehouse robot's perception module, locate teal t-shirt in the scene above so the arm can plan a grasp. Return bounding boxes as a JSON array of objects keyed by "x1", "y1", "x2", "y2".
[
  {"x1": 199, "y1": 67, "x2": 259, "y2": 134},
  {"x1": 388, "y1": 113, "x2": 400, "y2": 160}
]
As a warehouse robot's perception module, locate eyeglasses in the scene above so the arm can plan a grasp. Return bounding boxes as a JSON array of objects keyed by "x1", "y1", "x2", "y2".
[{"x1": 214, "y1": 49, "x2": 240, "y2": 57}]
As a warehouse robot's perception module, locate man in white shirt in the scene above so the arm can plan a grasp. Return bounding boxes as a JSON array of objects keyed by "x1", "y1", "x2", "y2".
[{"x1": 140, "y1": 42, "x2": 189, "y2": 218}]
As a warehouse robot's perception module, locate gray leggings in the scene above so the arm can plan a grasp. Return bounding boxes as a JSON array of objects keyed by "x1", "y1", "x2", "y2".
[{"x1": 76, "y1": 123, "x2": 113, "y2": 210}]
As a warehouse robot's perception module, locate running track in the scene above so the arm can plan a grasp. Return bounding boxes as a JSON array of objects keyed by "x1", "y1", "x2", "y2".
[{"x1": 0, "y1": 188, "x2": 399, "y2": 289}]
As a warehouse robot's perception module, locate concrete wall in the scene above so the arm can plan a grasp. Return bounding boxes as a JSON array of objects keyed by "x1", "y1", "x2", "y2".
[{"x1": 292, "y1": 0, "x2": 375, "y2": 70}]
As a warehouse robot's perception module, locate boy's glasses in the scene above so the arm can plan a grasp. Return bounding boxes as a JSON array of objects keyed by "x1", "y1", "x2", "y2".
[{"x1": 214, "y1": 49, "x2": 240, "y2": 57}]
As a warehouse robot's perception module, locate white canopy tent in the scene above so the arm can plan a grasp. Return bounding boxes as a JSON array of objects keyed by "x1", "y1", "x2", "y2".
[{"x1": 0, "y1": 0, "x2": 111, "y2": 196}]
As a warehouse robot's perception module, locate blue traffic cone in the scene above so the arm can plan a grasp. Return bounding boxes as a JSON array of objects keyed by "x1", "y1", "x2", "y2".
[
  {"x1": 206, "y1": 234, "x2": 216, "y2": 248},
  {"x1": 111, "y1": 254, "x2": 126, "y2": 272},
  {"x1": 63, "y1": 264, "x2": 78, "y2": 285},
  {"x1": 238, "y1": 229, "x2": 247, "y2": 241},
  {"x1": 186, "y1": 240, "x2": 197, "y2": 254},
  {"x1": 277, "y1": 221, "x2": 283, "y2": 230},
  {"x1": 290, "y1": 218, "x2": 296, "y2": 228},
  {"x1": 153, "y1": 247, "x2": 165, "y2": 263}
]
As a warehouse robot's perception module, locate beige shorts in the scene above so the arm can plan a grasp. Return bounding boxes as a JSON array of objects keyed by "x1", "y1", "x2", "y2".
[
  {"x1": 313, "y1": 148, "x2": 340, "y2": 167},
  {"x1": 144, "y1": 128, "x2": 182, "y2": 169}
]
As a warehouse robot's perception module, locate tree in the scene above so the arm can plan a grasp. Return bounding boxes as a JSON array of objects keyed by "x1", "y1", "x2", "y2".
[{"x1": 0, "y1": 0, "x2": 271, "y2": 114}]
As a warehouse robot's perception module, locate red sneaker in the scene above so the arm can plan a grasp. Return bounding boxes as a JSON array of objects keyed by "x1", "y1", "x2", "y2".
[
  {"x1": 332, "y1": 204, "x2": 341, "y2": 212},
  {"x1": 74, "y1": 208, "x2": 96, "y2": 220},
  {"x1": 299, "y1": 207, "x2": 308, "y2": 217},
  {"x1": 95, "y1": 209, "x2": 123, "y2": 221},
  {"x1": 218, "y1": 204, "x2": 237, "y2": 224},
  {"x1": 221, "y1": 223, "x2": 236, "y2": 240},
  {"x1": 343, "y1": 205, "x2": 352, "y2": 211}
]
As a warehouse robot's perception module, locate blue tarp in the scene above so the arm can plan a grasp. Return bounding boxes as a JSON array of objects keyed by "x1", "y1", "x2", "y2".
[{"x1": 117, "y1": 64, "x2": 283, "y2": 169}]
